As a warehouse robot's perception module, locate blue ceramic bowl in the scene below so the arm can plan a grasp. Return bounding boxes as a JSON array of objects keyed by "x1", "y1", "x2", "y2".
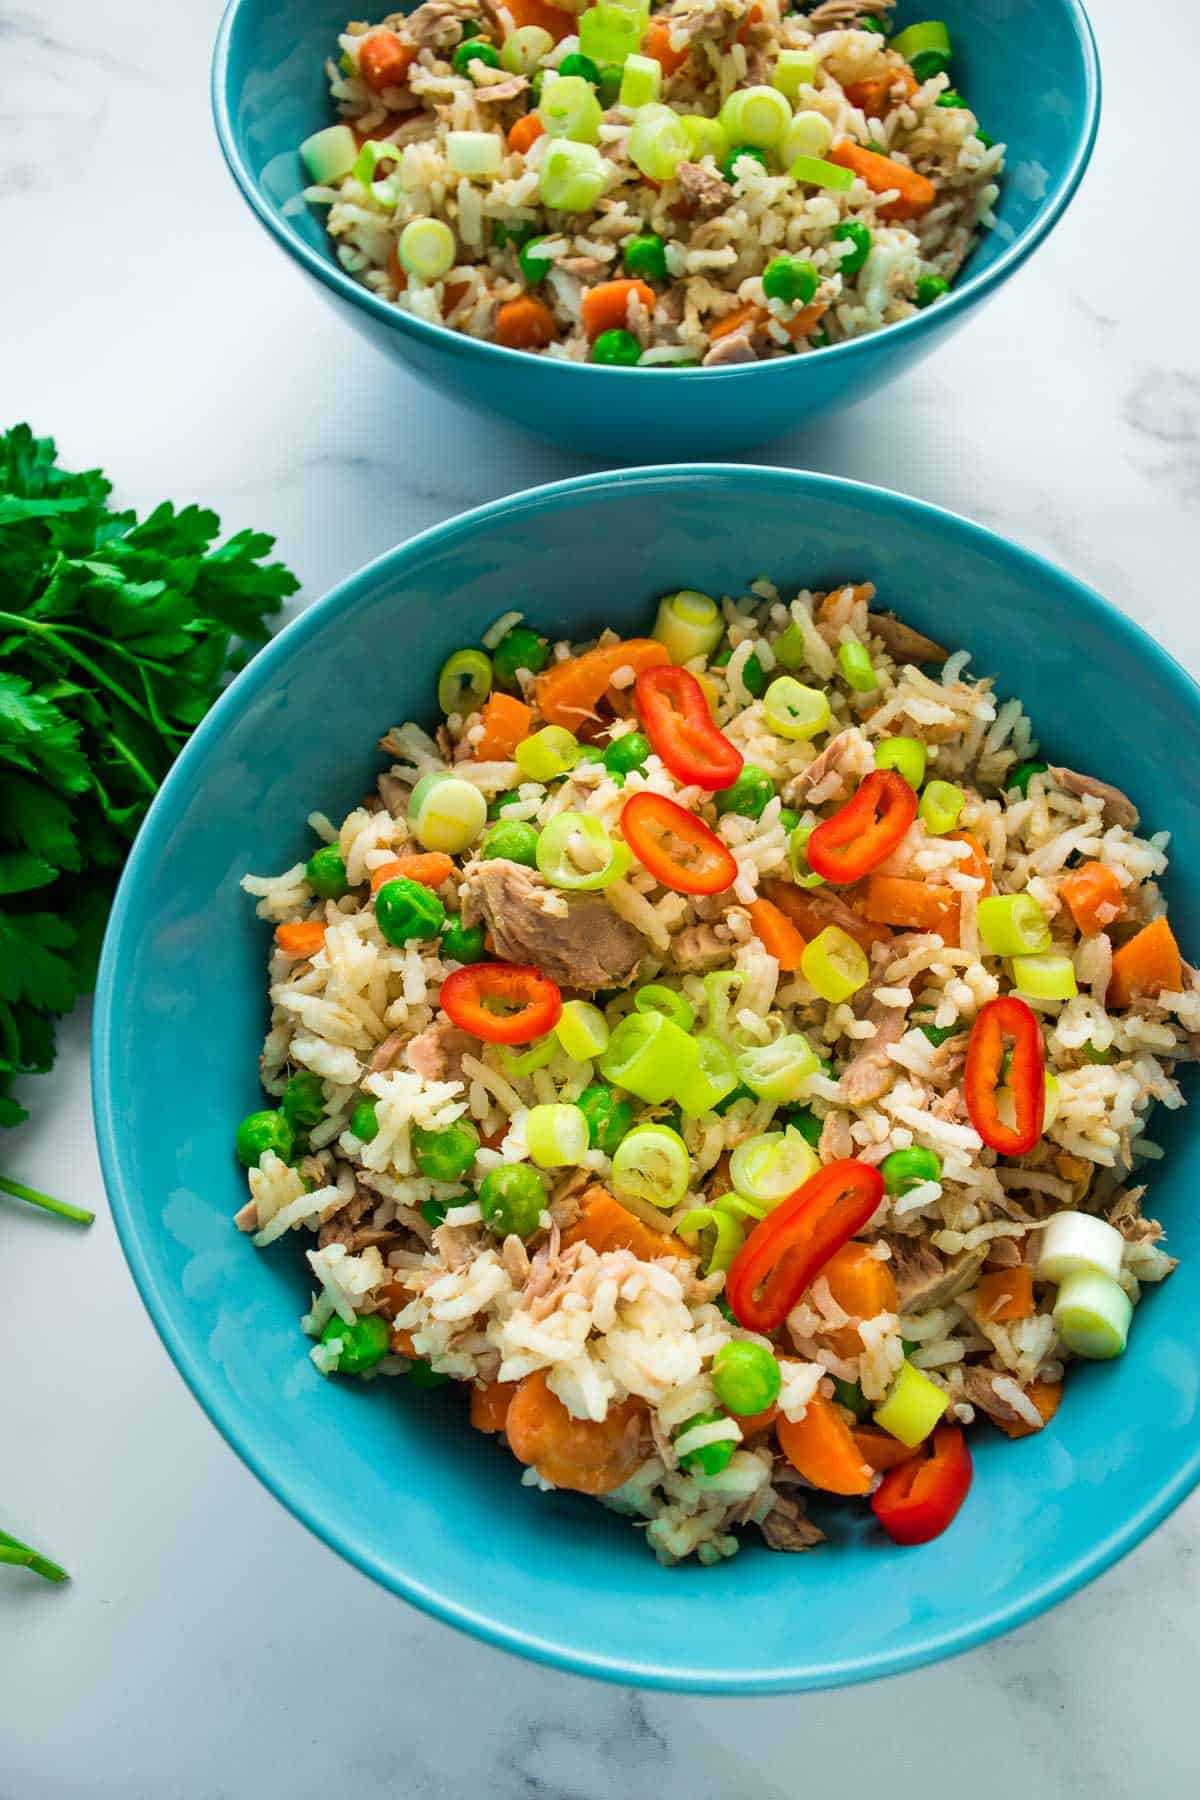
[
  {"x1": 212, "y1": 0, "x2": 1099, "y2": 458},
  {"x1": 95, "y1": 467, "x2": 1200, "y2": 1693}
]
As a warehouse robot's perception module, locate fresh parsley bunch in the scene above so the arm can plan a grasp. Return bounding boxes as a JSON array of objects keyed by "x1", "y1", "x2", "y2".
[{"x1": 0, "y1": 424, "x2": 299, "y2": 1137}]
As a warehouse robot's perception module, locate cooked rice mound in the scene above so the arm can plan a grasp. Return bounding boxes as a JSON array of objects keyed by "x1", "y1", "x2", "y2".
[
  {"x1": 238, "y1": 578, "x2": 1190, "y2": 1565},
  {"x1": 303, "y1": 0, "x2": 1003, "y2": 363}
]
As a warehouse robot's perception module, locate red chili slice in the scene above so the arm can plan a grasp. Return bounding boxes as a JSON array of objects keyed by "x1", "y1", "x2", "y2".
[
  {"x1": 725, "y1": 1159, "x2": 884, "y2": 1334},
  {"x1": 634, "y1": 665, "x2": 744, "y2": 791},
  {"x1": 871, "y1": 1426, "x2": 973, "y2": 1546},
  {"x1": 806, "y1": 769, "x2": 918, "y2": 884},
  {"x1": 963, "y1": 993, "x2": 1045, "y2": 1156},
  {"x1": 620, "y1": 791, "x2": 737, "y2": 896},
  {"x1": 439, "y1": 962, "x2": 562, "y2": 1045}
]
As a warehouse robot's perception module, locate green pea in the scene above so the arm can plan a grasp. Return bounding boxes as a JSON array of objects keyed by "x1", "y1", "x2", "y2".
[
  {"x1": 518, "y1": 235, "x2": 555, "y2": 285},
  {"x1": 487, "y1": 791, "x2": 525, "y2": 820},
  {"x1": 714, "y1": 762, "x2": 774, "y2": 820},
  {"x1": 320, "y1": 1311, "x2": 390, "y2": 1375},
  {"x1": 676, "y1": 1410, "x2": 736, "y2": 1476},
  {"x1": 832, "y1": 219, "x2": 871, "y2": 276},
  {"x1": 235, "y1": 1109, "x2": 293, "y2": 1169},
  {"x1": 350, "y1": 1097, "x2": 379, "y2": 1142},
  {"x1": 411, "y1": 1120, "x2": 480, "y2": 1183},
  {"x1": 1008, "y1": 759, "x2": 1048, "y2": 797},
  {"x1": 780, "y1": 1104, "x2": 821, "y2": 1149},
  {"x1": 458, "y1": 17, "x2": 486, "y2": 39},
  {"x1": 831, "y1": 1376, "x2": 870, "y2": 1420},
  {"x1": 452, "y1": 38, "x2": 499, "y2": 75},
  {"x1": 722, "y1": 144, "x2": 768, "y2": 183},
  {"x1": 407, "y1": 1358, "x2": 451, "y2": 1386},
  {"x1": 859, "y1": 15, "x2": 885, "y2": 31},
  {"x1": 936, "y1": 90, "x2": 966, "y2": 108},
  {"x1": 880, "y1": 1145, "x2": 942, "y2": 1196},
  {"x1": 711, "y1": 642, "x2": 732, "y2": 668},
  {"x1": 529, "y1": 68, "x2": 545, "y2": 103},
  {"x1": 306, "y1": 845, "x2": 349, "y2": 899},
  {"x1": 901, "y1": 1338, "x2": 919, "y2": 1357},
  {"x1": 375, "y1": 876, "x2": 445, "y2": 946},
  {"x1": 919, "y1": 1022, "x2": 959, "y2": 1048},
  {"x1": 779, "y1": 806, "x2": 800, "y2": 834},
  {"x1": 975, "y1": 129, "x2": 995, "y2": 150},
  {"x1": 440, "y1": 914, "x2": 487, "y2": 964},
  {"x1": 557, "y1": 50, "x2": 601, "y2": 84},
  {"x1": 421, "y1": 1197, "x2": 450, "y2": 1228},
  {"x1": 597, "y1": 64, "x2": 622, "y2": 108},
  {"x1": 711, "y1": 1341, "x2": 781, "y2": 1417},
  {"x1": 742, "y1": 652, "x2": 766, "y2": 698},
  {"x1": 762, "y1": 255, "x2": 818, "y2": 306},
  {"x1": 623, "y1": 232, "x2": 668, "y2": 284},
  {"x1": 603, "y1": 731, "x2": 650, "y2": 776},
  {"x1": 479, "y1": 1164, "x2": 545, "y2": 1240},
  {"x1": 591, "y1": 328, "x2": 642, "y2": 366},
  {"x1": 280, "y1": 1072, "x2": 325, "y2": 1130},
  {"x1": 577, "y1": 1081, "x2": 633, "y2": 1156},
  {"x1": 915, "y1": 273, "x2": 950, "y2": 308},
  {"x1": 493, "y1": 624, "x2": 549, "y2": 687},
  {"x1": 481, "y1": 819, "x2": 539, "y2": 866},
  {"x1": 910, "y1": 48, "x2": 950, "y2": 81}
]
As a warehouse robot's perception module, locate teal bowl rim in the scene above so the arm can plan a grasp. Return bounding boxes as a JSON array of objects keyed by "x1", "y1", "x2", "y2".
[
  {"x1": 93, "y1": 465, "x2": 1200, "y2": 1694},
  {"x1": 210, "y1": 0, "x2": 1101, "y2": 387}
]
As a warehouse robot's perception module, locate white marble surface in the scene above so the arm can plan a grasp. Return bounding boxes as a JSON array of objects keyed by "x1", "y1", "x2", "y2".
[{"x1": 3, "y1": 0, "x2": 1200, "y2": 1793}]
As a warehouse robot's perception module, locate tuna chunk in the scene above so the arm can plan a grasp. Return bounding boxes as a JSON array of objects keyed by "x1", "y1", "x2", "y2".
[
  {"x1": 887, "y1": 1239, "x2": 987, "y2": 1312},
  {"x1": 702, "y1": 327, "x2": 757, "y2": 367},
  {"x1": 758, "y1": 1498, "x2": 825, "y2": 1553},
  {"x1": 838, "y1": 1000, "x2": 906, "y2": 1105},
  {"x1": 404, "y1": 1018, "x2": 475, "y2": 1085},
  {"x1": 461, "y1": 858, "x2": 646, "y2": 990},
  {"x1": 667, "y1": 920, "x2": 735, "y2": 972},
  {"x1": 867, "y1": 611, "x2": 949, "y2": 666},
  {"x1": 676, "y1": 160, "x2": 729, "y2": 216},
  {"x1": 1049, "y1": 767, "x2": 1139, "y2": 830}
]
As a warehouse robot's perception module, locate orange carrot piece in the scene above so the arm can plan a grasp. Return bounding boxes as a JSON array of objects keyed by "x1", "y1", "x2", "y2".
[
  {"x1": 861, "y1": 874, "x2": 961, "y2": 944},
  {"x1": 1060, "y1": 860, "x2": 1124, "y2": 936},
  {"x1": 853, "y1": 1424, "x2": 920, "y2": 1473},
  {"x1": 388, "y1": 241, "x2": 408, "y2": 292},
  {"x1": 642, "y1": 20, "x2": 690, "y2": 75},
  {"x1": 507, "y1": 111, "x2": 545, "y2": 155},
  {"x1": 1108, "y1": 916, "x2": 1183, "y2": 1008},
  {"x1": 359, "y1": 28, "x2": 416, "y2": 93},
  {"x1": 822, "y1": 1241, "x2": 899, "y2": 1357},
  {"x1": 535, "y1": 638, "x2": 670, "y2": 731},
  {"x1": 733, "y1": 1401, "x2": 779, "y2": 1440},
  {"x1": 442, "y1": 279, "x2": 471, "y2": 317},
  {"x1": 995, "y1": 1378, "x2": 1062, "y2": 1440},
  {"x1": 815, "y1": 583, "x2": 873, "y2": 622},
  {"x1": 274, "y1": 920, "x2": 326, "y2": 958},
  {"x1": 561, "y1": 1187, "x2": 683, "y2": 1263},
  {"x1": 777, "y1": 1392, "x2": 875, "y2": 1496},
  {"x1": 759, "y1": 878, "x2": 889, "y2": 954},
  {"x1": 390, "y1": 1324, "x2": 419, "y2": 1358},
  {"x1": 494, "y1": 295, "x2": 557, "y2": 350},
  {"x1": 946, "y1": 828, "x2": 993, "y2": 896},
  {"x1": 828, "y1": 139, "x2": 936, "y2": 220},
  {"x1": 735, "y1": 2, "x2": 763, "y2": 44},
  {"x1": 580, "y1": 279, "x2": 657, "y2": 342},
  {"x1": 470, "y1": 1378, "x2": 518, "y2": 1434},
  {"x1": 505, "y1": 0, "x2": 577, "y2": 42},
  {"x1": 976, "y1": 1264, "x2": 1035, "y2": 1324},
  {"x1": 709, "y1": 301, "x2": 765, "y2": 342},
  {"x1": 843, "y1": 68, "x2": 919, "y2": 117},
  {"x1": 475, "y1": 690, "x2": 533, "y2": 761},
  {"x1": 783, "y1": 301, "x2": 827, "y2": 343},
  {"x1": 747, "y1": 897, "x2": 806, "y2": 971},
  {"x1": 370, "y1": 852, "x2": 454, "y2": 894},
  {"x1": 506, "y1": 1370, "x2": 647, "y2": 1494}
]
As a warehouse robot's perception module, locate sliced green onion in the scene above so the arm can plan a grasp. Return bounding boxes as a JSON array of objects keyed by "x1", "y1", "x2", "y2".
[
  {"x1": 712, "y1": 1190, "x2": 769, "y2": 1224},
  {"x1": 1053, "y1": 1269, "x2": 1131, "y2": 1360},
  {"x1": 1009, "y1": 952, "x2": 1078, "y2": 1002},
  {"x1": 677, "y1": 1205, "x2": 744, "y2": 1273},
  {"x1": 514, "y1": 724, "x2": 581, "y2": 781},
  {"x1": 788, "y1": 822, "x2": 826, "y2": 889},
  {"x1": 772, "y1": 622, "x2": 808, "y2": 670},
  {"x1": 703, "y1": 968, "x2": 747, "y2": 1039},
  {"x1": 539, "y1": 138, "x2": 611, "y2": 209},
  {"x1": 790, "y1": 152, "x2": 854, "y2": 191},
  {"x1": 446, "y1": 130, "x2": 503, "y2": 177},
  {"x1": 399, "y1": 216, "x2": 457, "y2": 280},
  {"x1": 635, "y1": 984, "x2": 696, "y2": 1032},
  {"x1": 675, "y1": 1034, "x2": 739, "y2": 1117},
  {"x1": 918, "y1": 779, "x2": 964, "y2": 836},
  {"x1": 541, "y1": 74, "x2": 603, "y2": 144},
  {"x1": 772, "y1": 49, "x2": 817, "y2": 100},
  {"x1": 578, "y1": 0, "x2": 645, "y2": 66},
  {"x1": 536, "y1": 810, "x2": 629, "y2": 889},
  {"x1": 873, "y1": 1360, "x2": 949, "y2": 1447},
  {"x1": 763, "y1": 676, "x2": 830, "y2": 741},
  {"x1": 408, "y1": 773, "x2": 487, "y2": 854},
  {"x1": 437, "y1": 646, "x2": 492, "y2": 715},
  {"x1": 837, "y1": 635, "x2": 877, "y2": 693},
  {"x1": 781, "y1": 109, "x2": 833, "y2": 166},
  {"x1": 976, "y1": 894, "x2": 1051, "y2": 957},
  {"x1": 526, "y1": 1101, "x2": 590, "y2": 1168},
  {"x1": 1037, "y1": 1211, "x2": 1124, "y2": 1285},
  {"x1": 653, "y1": 589, "x2": 723, "y2": 663},
  {"x1": 729, "y1": 1127, "x2": 818, "y2": 1207},
  {"x1": 300, "y1": 123, "x2": 358, "y2": 183},
  {"x1": 501, "y1": 24, "x2": 554, "y2": 74},
  {"x1": 556, "y1": 999, "x2": 610, "y2": 1062},
  {"x1": 801, "y1": 925, "x2": 869, "y2": 1003},
  {"x1": 352, "y1": 137, "x2": 403, "y2": 193},
  {"x1": 719, "y1": 84, "x2": 792, "y2": 150},
  {"x1": 611, "y1": 1122, "x2": 691, "y2": 1209},
  {"x1": 875, "y1": 736, "x2": 926, "y2": 788},
  {"x1": 996, "y1": 1069, "x2": 1060, "y2": 1136},
  {"x1": 679, "y1": 113, "x2": 729, "y2": 162},
  {"x1": 599, "y1": 1010, "x2": 698, "y2": 1104},
  {"x1": 630, "y1": 103, "x2": 689, "y2": 179},
  {"x1": 499, "y1": 1033, "x2": 558, "y2": 1078},
  {"x1": 620, "y1": 51, "x2": 662, "y2": 108},
  {"x1": 734, "y1": 1032, "x2": 819, "y2": 1104}
]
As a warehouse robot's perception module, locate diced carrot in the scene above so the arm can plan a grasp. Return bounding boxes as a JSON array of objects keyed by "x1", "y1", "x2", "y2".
[
  {"x1": 995, "y1": 1378, "x2": 1062, "y2": 1441},
  {"x1": 561, "y1": 1187, "x2": 683, "y2": 1263},
  {"x1": 828, "y1": 139, "x2": 936, "y2": 220},
  {"x1": 759, "y1": 878, "x2": 889, "y2": 953},
  {"x1": 535, "y1": 639, "x2": 670, "y2": 731},
  {"x1": 580, "y1": 279, "x2": 657, "y2": 342},
  {"x1": 733, "y1": 1401, "x2": 779, "y2": 1439},
  {"x1": 1107, "y1": 915, "x2": 1183, "y2": 1009},
  {"x1": 505, "y1": 0, "x2": 577, "y2": 42},
  {"x1": 843, "y1": 68, "x2": 919, "y2": 117},
  {"x1": 388, "y1": 241, "x2": 408, "y2": 292},
  {"x1": 442, "y1": 280, "x2": 471, "y2": 317},
  {"x1": 815, "y1": 584, "x2": 873, "y2": 622},
  {"x1": 494, "y1": 295, "x2": 557, "y2": 350},
  {"x1": 853, "y1": 1424, "x2": 920, "y2": 1473},
  {"x1": 946, "y1": 828, "x2": 992, "y2": 896},
  {"x1": 642, "y1": 20, "x2": 690, "y2": 76},
  {"x1": 709, "y1": 301, "x2": 765, "y2": 342},
  {"x1": 783, "y1": 301, "x2": 827, "y2": 343},
  {"x1": 777, "y1": 1392, "x2": 874, "y2": 1496},
  {"x1": 506, "y1": 1369, "x2": 647, "y2": 1494},
  {"x1": 508, "y1": 111, "x2": 545, "y2": 155},
  {"x1": 358, "y1": 28, "x2": 416, "y2": 94},
  {"x1": 861, "y1": 874, "x2": 961, "y2": 944},
  {"x1": 1060, "y1": 860, "x2": 1124, "y2": 936},
  {"x1": 822, "y1": 1242, "x2": 899, "y2": 1358},
  {"x1": 470, "y1": 1378, "x2": 518, "y2": 1434},
  {"x1": 274, "y1": 920, "x2": 327, "y2": 958},
  {"x1": 390, "y1": 1325, "x2": 419, "y2": 1358},
  {"x1": 975, "y1": 1264, "x2": 1035, "y2": 1323},
  {"x1": 370, "y1": 852, "x2": 455, "y2": 894},
  {"x1": 746, "y1": 897, "x2": 806, "y2": 971},
  {"x1": 735, "y1": 2, "x2": 763, "y2": 44},
  {"x1": 475, "y1": 691, "x2": 533, "y2": 761}
]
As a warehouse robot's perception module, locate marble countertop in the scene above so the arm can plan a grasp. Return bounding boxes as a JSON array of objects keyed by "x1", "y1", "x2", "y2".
[{"x1": 4, "y1": 0, "x2": 1199, "y2": 1793}]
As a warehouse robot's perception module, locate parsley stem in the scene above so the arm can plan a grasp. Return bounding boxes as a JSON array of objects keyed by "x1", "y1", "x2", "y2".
[
  {"x1": 0, "y1": 1174, "x2": 94, "y2": 1225},
  {"x1": 0, "y1": 1529, "x2": 69, "y2": 1583},
  {"x1": 103, "y1": 731, "x2": 159, "y2": 796},
  {"x1": 0, "y1": 610, "x2": 155, "y2": 730}
]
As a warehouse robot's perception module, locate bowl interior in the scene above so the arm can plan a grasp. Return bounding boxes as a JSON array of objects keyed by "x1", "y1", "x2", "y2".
[{"x1": 96, "y1": 467, "x2": 1200, "y2": 1692}]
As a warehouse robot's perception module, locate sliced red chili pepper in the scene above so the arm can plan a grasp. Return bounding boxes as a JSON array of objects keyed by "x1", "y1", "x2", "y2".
[
  {"x1": 963, "y1": 994, "x2": 1044, "y2": 1156},
  {"x1": 634, "y1": 665, "x2": 744, "y2": 791},
  {"x1": 439, "y1": 962, "x2": 562, "y2": 1045},
  {"x1": 725, "y1": 1158, "x2": 883, "y2": 1334},
  {"x1": 620, "y1": 791, "x2": 737, "y2": 896},
  {"x1": 806, "y1": 769, "x2": 917, "y2": 885},
  {"x1": 871, "y1": 1425, "x2": 973, "y2": 1546}
]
